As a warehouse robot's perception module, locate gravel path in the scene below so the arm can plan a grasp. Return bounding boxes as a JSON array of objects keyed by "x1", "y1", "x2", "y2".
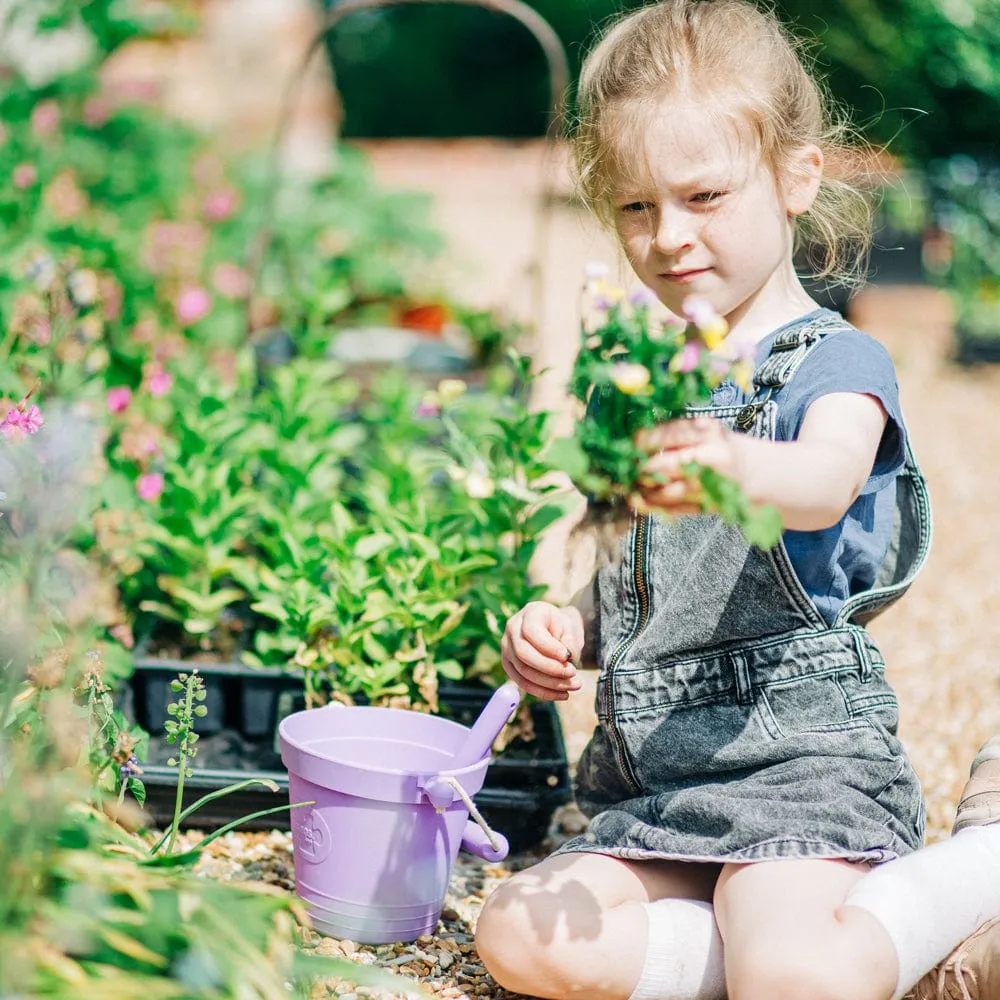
[{"x1": 187, "y1": 286, "x2": 1000, "y2": 998}]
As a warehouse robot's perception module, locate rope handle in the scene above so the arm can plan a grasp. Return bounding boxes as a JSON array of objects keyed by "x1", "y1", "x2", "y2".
[
  {"x1": 248, "y1": 0, "x2": 572, "y2": 335},
  {"x1": 437, "y1": 774, "x2": 504, "y2": 855}
]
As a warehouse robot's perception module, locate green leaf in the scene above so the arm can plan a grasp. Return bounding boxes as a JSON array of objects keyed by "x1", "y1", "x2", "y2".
[
  {"x1": 354, "y1": 532, "x2": 395, "y2": 560},
  {"x1": 437, "y1": 659, "x2": 464, "y2": 680},
  {"x1": 742, "y1": 504, "x2": 784, "y2": 550},
  {"x1": 250, "y1": 600, "x2": 290, "y2": 625},
  {"x1": 544, "y1": 435, "x2": 590, "y2": 480}
]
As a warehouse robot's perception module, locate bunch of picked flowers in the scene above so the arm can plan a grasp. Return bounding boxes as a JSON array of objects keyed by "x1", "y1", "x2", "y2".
[{"x1": 549, "y1": 265, "x2": 782, "y2": 550}]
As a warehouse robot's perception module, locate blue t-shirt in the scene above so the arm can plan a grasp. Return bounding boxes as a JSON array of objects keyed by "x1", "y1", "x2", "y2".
[{"x1": 712, "y1": 308, "x2": 906, "y2": 625}]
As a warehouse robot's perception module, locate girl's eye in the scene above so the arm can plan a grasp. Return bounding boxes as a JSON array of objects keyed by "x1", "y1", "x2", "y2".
[
  {"x1": 618, "y1": 201, "x2": 651, "y2": 214},
  {"x1": 691, "y1": 190, "x2": 725, "y2": 204}
]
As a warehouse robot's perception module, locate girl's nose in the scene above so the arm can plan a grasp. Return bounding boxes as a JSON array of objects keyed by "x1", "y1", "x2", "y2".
[{"x1": 651, "y1": 206, "x2": 695, "y2": 256}]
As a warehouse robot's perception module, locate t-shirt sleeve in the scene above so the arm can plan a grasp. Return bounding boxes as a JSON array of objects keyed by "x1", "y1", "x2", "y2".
[{"x1": 774, "y1": 329, "x2": 906, "y2": 494}]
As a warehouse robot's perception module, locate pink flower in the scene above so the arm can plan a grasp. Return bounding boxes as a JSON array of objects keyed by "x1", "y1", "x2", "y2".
[
  {"x1": 106, "y1": 387, "x2": 132, "y2": 413},
  {"x1": 682, "y1": 295, "x2": 717, "y2": 328},
  {"x1": 669, "y1": 341, "x2": 702, "y2": 374},
  {"x1": 174, "y1": 286, "x2": 211, "y2": 326},
  {"x1": 144, "y1": 364, "x2": 173, "y2": 398},
  {"x1": 0, "y1": 408, "x2": 24, "y2": 439},
  {"x1": 21, "y1": 405, "x2": 43, "y2": 434},
  {"x1": 28, "y1": 319, "x2": 51, "y2": 346},
  {"x1": 1, "y1": 403, "x2": 43, "y2": 439},
  {"x1": 203, "y1": 187, "x2": 239, "y2": 223},
  {"x1": 83, "y1": 97, "x2": 111, "y2": 128},
  {"x1": 30, "y1": 100, "x2": 60, "y2": 136},
  {"x1": 13, "y1": 164, "x2": 37, "y2": 189},
  {"x1": 415, "y1": 400, "x2": 441, "y2": 418},
  {"x1": 211, "y1": 262, "x2": 250, "y2": 300},
  {"x1": 137, "y1": 472, "x2": 164, "y2": 502}
]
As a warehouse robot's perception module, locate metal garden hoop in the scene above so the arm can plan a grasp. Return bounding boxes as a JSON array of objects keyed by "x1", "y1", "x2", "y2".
[{"x1": 249, "y1": 0, "x2": 571, "y2": 338}]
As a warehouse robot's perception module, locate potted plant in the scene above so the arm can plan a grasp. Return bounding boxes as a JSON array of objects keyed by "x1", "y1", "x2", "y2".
[{"x1": 119, "y1": 353, "x2": 573, "y2": 850}]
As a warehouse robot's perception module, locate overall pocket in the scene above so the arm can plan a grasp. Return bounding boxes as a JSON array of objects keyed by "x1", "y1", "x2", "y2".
[{"x1": 756, "y1": 669, "x2": 877, "y2": 741}]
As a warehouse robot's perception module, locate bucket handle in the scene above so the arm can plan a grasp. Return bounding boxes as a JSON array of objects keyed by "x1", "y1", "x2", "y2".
[{"x1": 424, "y1": 775, "x2": 508, "y2": 861}]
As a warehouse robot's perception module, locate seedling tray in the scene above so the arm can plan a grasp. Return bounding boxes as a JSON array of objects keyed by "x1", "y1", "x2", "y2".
[{"x1": 122, "y1": 657, "x2": 572, "y2": 853}]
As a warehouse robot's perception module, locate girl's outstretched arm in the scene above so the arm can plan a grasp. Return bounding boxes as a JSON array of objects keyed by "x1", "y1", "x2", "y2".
[{"x1": 636, "y1": 392, "x2": 889, "y2": 532}]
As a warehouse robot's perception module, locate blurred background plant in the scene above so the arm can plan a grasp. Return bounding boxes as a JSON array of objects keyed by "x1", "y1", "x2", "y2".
[
  {"x1": 925, "y1": 155, "x2": 1000, "y2": 348},
  {"x1": 0, "y1": 409, "x2": 381, "y2": 997},
  {"x1": 0, "y1": 0, "x2": 555, "y2": 709}
]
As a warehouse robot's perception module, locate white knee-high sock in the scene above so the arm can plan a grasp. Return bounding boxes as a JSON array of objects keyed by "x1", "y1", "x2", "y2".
[
  {"x1": 844, "y1": 827, "x2": 1000, "y2": 1000},
  {"x1": 628, "y1": 898, "x2": 726, "y2": 1000}
]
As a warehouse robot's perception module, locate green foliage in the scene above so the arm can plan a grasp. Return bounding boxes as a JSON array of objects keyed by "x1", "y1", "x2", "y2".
[
  {"x1": 234, "y1": 355, "x2": 570, "y2": 709},
  {"x1": 0, "y1": 414, "x2": 367, "y2": 999}
]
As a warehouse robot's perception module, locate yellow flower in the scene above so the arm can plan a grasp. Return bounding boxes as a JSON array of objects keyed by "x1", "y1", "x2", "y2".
[
  {"x1": 732, "y1": 359, "x2": 753, "y2": 393},
  {"x1": 611, "y1": 362, "x2": 651, "y2": 395},
  {"x1": 437, "y1": 378, "x2": 467, "y2": 403},
  {"x1": 700, "y1": 317, "x2": 728, "y2": 351}
]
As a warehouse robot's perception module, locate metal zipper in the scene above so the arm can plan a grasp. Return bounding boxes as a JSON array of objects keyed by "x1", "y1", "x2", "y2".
[{"x1": 604, "y1": 512, "x2": 650, "y2": 795}]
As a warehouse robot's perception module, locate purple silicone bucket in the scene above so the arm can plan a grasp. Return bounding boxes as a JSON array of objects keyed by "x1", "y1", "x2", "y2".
[{"x1": 279, "y1": 702, "x2": 510, "y2": 944}]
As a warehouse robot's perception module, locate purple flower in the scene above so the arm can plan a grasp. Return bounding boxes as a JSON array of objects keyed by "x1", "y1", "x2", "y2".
[
  {"x1": 628, "y1": 285, "x2": 659, "y2": 309},
  {"x1": 682, "y1": 295, "x2": 717, "y2": 328}
]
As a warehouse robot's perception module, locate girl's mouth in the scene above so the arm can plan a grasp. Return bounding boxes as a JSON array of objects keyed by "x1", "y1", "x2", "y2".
[{"x1": 660, "y1": 268, "x2": 711, "y2": 283}]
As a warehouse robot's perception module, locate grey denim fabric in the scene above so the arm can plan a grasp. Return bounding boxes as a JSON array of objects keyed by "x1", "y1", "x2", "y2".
[{"x1": 559, "y1": 315, "x2": 932, "y2": 865}]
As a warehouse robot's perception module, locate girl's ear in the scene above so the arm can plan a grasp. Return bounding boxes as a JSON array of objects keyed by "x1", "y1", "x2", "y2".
[{"x1": 784, "y1": 144, "x2": 824, "y2": 216}]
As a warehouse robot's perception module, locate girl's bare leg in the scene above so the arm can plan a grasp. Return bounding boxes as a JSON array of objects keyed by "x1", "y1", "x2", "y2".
[
  {"x1": 475, "y1": 851, "x2": 720, "y2": 1000},
  {"x1": 714, "y1": 858, "x2": 897, "y2": 1000}
]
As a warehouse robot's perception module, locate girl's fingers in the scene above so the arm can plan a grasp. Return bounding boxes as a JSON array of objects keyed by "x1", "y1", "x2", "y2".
[
  {"x1": 642, "y1": 446, "x2": 704, "y2": 478},
  {"x1": 501, "y1": 653, "x2": 572, "y2": 701},
  {"x1": 520, "y1": 608, "x2": 572, "y2": 661},
  {"x1": 636, "y1": 417, "x2": 720, "y2": 453},
  {"x1": 501, "y1": 622, "x2": 574, "y2": 681},
  {"x1": 509, "y1": 656, "x2": 580, "y2": 695}
]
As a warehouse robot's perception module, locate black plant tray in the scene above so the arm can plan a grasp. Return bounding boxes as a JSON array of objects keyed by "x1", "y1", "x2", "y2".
[
  {"x1": 955, "y1": 326, "x2": 1000, "y2": 365},
  {"x1": 122, "y1": 657, "x2": 572, "y2": 854}
]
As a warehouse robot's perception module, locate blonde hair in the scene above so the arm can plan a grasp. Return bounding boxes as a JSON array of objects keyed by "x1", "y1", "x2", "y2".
[{"x1": 572, "y1": 0, "x2": 879, "y2": 286}]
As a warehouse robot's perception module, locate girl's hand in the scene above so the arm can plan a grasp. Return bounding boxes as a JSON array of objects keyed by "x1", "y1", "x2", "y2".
[
  {"x1": 634, "y1": 416, "x2": 747, "y2": 515},
  {"x1": 501, "y1": 601, "x2": 585, "y2": 701}
]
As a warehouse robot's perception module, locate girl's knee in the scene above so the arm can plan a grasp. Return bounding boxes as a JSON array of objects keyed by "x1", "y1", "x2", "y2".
[
  {"x1": 727, "y1": 944, "x2": 885, "y2": 1000},
  {"x1": 475, "y1": 881, "x2": 545, "y2": 989}
]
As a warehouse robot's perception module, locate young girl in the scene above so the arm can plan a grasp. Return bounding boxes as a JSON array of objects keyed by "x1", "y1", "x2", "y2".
[{"x1": 473, "y1": 3, "x2": 1000, "y2": 1000}]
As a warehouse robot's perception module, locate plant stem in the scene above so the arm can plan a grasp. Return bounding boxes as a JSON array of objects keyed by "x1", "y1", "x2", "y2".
[{"x1": 164, "y1": 678, "x2": 195, "y2": 856}]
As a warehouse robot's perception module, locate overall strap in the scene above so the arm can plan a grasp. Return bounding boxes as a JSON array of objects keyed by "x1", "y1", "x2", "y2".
[{"x1": 734, "y1": 314, "x2": 848, "y2": 432}]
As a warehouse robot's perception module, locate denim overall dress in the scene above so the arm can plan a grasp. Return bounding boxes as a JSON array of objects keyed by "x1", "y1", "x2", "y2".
[{"x1": 559, "y1": 312, "x2": 932, "y2": 865}]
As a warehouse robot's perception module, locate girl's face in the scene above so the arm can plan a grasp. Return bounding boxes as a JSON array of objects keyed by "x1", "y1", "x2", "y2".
[{"x1": 609, "y1": 99, "x2": 822, "y2": 337}]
